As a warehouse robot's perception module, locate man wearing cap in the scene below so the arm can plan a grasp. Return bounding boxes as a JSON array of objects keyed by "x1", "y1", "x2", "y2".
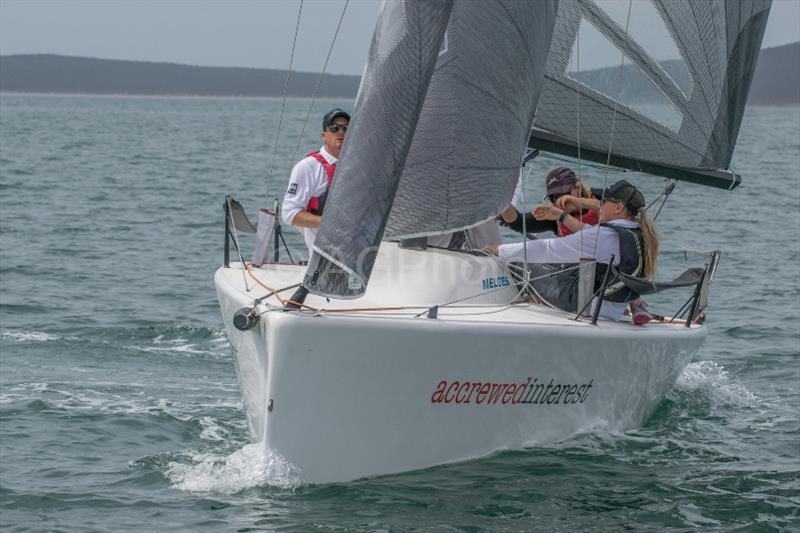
[
  {"x1": 281, "y1": 108, "x2": 350, "y2": 254},
  {"x1": 486, "y1": 179, "x2": 660, "y2": 322}
]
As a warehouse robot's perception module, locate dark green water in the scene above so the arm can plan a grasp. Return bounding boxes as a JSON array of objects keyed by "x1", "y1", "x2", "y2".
[{"x1": 1, "y1": 94, "x2": 798, "y2": 531}]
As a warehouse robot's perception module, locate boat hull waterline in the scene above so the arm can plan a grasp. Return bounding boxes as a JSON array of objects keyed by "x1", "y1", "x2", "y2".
[{"x1": 215, "y1": 251, "x2": 706, "y2": 483}]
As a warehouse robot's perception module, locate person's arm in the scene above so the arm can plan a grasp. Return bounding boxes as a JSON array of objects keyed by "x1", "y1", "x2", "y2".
[
  {"x1": 281, "y1": 160, "x2": 324, "y2": 228},
  {"x1": 290, "y1": 211, "x2": 321, "y2": 228},
  {"x1": 532, "y1": 203, "x2": 585, "y2": 233},
  {"x1": 555, "y1": 195, "x2": 601, "y2": 214},
  {"x1": 500, "y1": 206, "x2": 558, "y2": 235},
  {"x1": 497, "y1": 225, "x2": 606, "y2": 263}
]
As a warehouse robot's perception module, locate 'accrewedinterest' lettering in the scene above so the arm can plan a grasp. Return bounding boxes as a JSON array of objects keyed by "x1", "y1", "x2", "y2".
[{"x1": 430, "y1": 377, "x2": 593, "y2": 405}]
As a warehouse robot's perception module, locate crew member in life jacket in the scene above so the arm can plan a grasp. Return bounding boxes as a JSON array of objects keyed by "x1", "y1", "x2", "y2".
[
  {"x1": 485, "y1": 180, "x2": 660, "y2": 322},
  {"x1": 281, "y1": 108, "x2": 350, "y2": 255},
  {"x1": 499, "y1": 167, "x2": 600, "y2": 237}
]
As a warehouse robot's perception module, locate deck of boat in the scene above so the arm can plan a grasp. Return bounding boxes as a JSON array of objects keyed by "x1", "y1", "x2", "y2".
[{"x1": 216, "y1": 262, "x2": 699, "y2": 333}]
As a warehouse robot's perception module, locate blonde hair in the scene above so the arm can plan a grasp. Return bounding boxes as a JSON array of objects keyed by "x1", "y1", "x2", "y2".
[
  {"x1": 636, "y1": 207, "x2": 659, "y2": 280},
  {"x1": 574, "y1": 178, "x2": 593, "y2": 199}
]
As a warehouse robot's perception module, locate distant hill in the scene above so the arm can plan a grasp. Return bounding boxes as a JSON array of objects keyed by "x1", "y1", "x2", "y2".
[
  {"x1": 572, "y1": 42, "x2": 799, "y2": 106},
  {"x1": 1, "y1": 42, "x2": 797, "y2": 104},
  {"x1": 746, "y1": 42, "x2": 800, "y2": 105},
  {"x1": 0, "y1": 54, "x2": 360, "y2": 98}
]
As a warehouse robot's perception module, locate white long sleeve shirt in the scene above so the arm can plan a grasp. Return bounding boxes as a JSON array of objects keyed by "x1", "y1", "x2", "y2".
[
  {"x1": 498, "y1": 219, "x2": 640, "y2": 321},
  {"x1": 281, "y1": 146, "x2": 338, "y2": 254}
]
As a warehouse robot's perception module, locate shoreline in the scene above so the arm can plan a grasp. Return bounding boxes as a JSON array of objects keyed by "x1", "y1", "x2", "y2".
[{"x1": 0, "y1": 91, "x2": 795, "y2": 107}]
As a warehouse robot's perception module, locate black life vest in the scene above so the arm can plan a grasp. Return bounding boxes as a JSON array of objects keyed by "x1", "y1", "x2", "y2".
[{"x1": 594, "y1": 223, "x2": 645, "y2": 303}]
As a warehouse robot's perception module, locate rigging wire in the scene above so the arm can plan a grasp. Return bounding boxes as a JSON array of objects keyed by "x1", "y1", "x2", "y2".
[
  {"x1": 574, "y1": 24, "x2": 584, "y2": 256},
  {"x1": 414, "y1": 255, "x2": 612, "y2": 318},
  {"x1": 519, "y1": 160, "x2": 536, "y2": 293},
  {"x1": 648, "y1": 179, "x2": 676, "y2": 221},
  {"x1": 288, "y1": 0, "x2": 350, "y2": 169},
  {"x1": 263, "y1": 0, "x2": 304, "y2": 207},
  {"x1": 591, "y1": 0, "x2": 633, "y2": 259}
]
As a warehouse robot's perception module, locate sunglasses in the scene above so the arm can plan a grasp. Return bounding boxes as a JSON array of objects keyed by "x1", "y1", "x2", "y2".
[{"x1": 326, "y1": 124, "x2": 348, "y2": 133}]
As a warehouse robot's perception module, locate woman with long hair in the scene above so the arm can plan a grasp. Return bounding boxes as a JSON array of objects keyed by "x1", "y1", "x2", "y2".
[{"x1": 486, "y1": 180, "x2": 659, "y2": 323}]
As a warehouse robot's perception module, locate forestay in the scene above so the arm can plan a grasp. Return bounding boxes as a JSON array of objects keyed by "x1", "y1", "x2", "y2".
[{"x1": 531, "y1": 0, "x2": 772, "y2": 189}]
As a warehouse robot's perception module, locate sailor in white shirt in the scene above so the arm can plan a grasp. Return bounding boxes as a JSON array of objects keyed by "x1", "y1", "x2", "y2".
[
  {"x1": 281, "y1": 108, "x2": 350, "y2": 255},
  {"x1": 486, "y1": 180, "x2": 659, "y2": 322}
]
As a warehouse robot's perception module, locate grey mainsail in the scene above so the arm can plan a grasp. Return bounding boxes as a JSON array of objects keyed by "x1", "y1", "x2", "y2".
[
  {"x1": 385, "y1": 0, "x2": 557, "y2": 239},
  {"x1": 530, "y1": 0, "x2": 771, "y2": 189},
  {"x1": 304, "y1": 0, "x2": 454, "y2": 298}
]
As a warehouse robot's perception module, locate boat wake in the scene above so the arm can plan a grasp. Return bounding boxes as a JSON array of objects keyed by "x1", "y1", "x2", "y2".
[
  {"x1": 166, "y1": 443, "x2": 304, "y2": 493},
  {"x1": 676, "y1": 360, "x2": 757, "y2": 407}
]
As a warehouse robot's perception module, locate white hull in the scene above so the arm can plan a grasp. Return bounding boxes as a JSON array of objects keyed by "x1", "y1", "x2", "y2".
[{"x1": 215, "y1": 245, "x2": 706, "y2": 482}]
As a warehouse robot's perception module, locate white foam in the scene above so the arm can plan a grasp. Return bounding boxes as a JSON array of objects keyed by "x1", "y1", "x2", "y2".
[
  {"x1": 125, "y1": 332, "x2": 231, "y2": 359},
  {"x1": 166, "y1": 442, "x2": 304, "y2": 493},
  {"x1": 676, "y1": 360, "x2": 757, "y2": 406},
  {"x1": 1, "y1": 331, "x2": 58, "y2": 342},
  {"x1": 198, "y1": 416, "x2": 226, "y2": 441}
]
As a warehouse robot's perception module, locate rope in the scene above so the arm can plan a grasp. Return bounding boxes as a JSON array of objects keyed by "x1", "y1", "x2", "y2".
[
  {"x1": 263, "y1": 0, "x2": 304, "y2": 207},
  {"x1": 415, "y1": 255, "x2": 612, "y2": 318},
  {"x1": 246, "y1": 266, "x2": 410, "y2": 314},
  {"x1": 288, "y1": 0, "x2": 350, "y2": 168}
]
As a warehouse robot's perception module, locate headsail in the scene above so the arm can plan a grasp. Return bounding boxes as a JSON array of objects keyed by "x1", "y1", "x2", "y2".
[
  {"x1": 304, "y1": 0, "x2": 454, "y2": 298},
  {"x1": 385, "y1": 0, "x2": 558, "y2": 239},
  {"x1": 530, "y1": 0, "x2": 771, "y2": 189}
]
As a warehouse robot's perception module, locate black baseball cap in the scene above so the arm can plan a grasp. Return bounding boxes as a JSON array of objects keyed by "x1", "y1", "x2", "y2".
[
  {"x1": 545, "y1": 167, "x2": 578, "y2": 197},
  {"x1": 322, "y1": 108, "x2": 351, "y2": 130},
  {"x1": 604, "y1": 179, "x2": 645, "y2": 214}
]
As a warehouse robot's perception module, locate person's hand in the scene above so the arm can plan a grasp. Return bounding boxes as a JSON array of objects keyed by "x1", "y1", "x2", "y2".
[
  {"x1": 533, "y1": 203, "x2": 562, "y2": 221},
  {"x1": 483, "y1": 244, "x2": 499, "y2": 255},
  {"x1": 555, "y1": 195, "x2": 578, "y2": 211},
  {"x1": 499, "y1": 205, "x2": 518, "y2": 224}
]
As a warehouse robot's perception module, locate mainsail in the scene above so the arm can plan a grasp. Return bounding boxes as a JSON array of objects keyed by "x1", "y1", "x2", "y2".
[{"x1": 530, "y1": 0, "x2": 772, "y2": 189}]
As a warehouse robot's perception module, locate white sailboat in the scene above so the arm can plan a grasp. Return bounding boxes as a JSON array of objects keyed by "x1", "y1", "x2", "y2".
[{"x1": 214, "y1": 0, "x2": 771, "y2": 483}]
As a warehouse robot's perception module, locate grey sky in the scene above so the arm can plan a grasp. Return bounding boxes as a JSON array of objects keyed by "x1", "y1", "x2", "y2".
[{"x1": 1, "y1": 0, "x2": 798, "y2": 75}]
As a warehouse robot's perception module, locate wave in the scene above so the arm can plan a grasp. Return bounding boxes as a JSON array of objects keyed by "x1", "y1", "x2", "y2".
[
  {"x1": 0, "y1": 331, "x2": 59, "y2": 342},
  {"x1": 122, "y1": 326, "x2": 230, "y2": 359},
  {"x1": 723, "y1": 325, "x2": 792, "y2": 340},
  {"x1": 165, "y1": 443, "x2": 304, "y2": 493}
]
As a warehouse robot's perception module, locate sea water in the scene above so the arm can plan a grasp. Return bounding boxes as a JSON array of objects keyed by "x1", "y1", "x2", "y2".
[{"x1": 1, "y1": 94, "x2": 798, "y2": 531}]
